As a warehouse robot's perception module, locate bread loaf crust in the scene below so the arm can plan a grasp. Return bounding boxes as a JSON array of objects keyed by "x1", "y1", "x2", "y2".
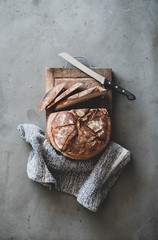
[{"x1": 47, "y1": 108, "x2": 111, "y2": 160}]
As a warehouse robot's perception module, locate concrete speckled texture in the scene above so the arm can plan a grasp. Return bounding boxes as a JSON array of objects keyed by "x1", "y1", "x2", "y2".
[{"x1": 0, "y1": 0, "x2": 158, "y2": 239}]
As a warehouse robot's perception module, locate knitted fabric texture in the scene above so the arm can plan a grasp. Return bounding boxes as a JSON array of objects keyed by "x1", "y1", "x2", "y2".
[{"x1": 18, "y1": 123, "x2": 131, "y2": 212}]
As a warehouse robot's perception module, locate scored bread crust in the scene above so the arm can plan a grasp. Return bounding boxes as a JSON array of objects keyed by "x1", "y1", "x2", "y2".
[{"x1": 47, "y1": 108, "x2": 111, "y2": 160}]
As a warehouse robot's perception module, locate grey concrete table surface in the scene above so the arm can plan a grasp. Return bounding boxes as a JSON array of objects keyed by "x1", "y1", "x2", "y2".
[{"x1": 0, "y1": 0, "x2": 158, "y2": 239}]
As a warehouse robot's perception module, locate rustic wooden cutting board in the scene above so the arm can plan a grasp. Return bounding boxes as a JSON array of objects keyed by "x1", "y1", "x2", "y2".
[{"x1": 45, "y1": 67, "x2": 112, "y2": 139}]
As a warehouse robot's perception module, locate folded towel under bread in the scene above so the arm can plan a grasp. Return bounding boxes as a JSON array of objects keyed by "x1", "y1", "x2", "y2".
[{"x1": 18, "y1": 123, "x2": 131, "y2": 212}]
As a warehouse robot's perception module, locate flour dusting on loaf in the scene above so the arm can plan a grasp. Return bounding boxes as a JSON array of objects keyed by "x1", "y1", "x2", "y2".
[{"x1": 47, "y1": 109, "x2": 111, "y2": 160}]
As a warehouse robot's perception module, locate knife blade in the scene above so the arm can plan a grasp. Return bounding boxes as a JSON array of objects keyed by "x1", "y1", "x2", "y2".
[{"x1": 59, "y1": 52, "x2": 136, "y2": 100}]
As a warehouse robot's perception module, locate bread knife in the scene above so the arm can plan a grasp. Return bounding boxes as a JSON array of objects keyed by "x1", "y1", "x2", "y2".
[{"x1": 59, "y1": 52, "x2": 136, "y2": 100}]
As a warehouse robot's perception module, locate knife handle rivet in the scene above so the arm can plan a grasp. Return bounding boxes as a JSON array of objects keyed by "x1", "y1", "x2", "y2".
[
  {"x1": 115, "y1": 86, "x2": 118, "y2": 88},
  {"x1": 122, "y1": 90, "x2": 125, "y2": 93}
]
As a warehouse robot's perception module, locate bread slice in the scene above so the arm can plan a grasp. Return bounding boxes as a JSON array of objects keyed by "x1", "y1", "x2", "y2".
[
  {"x1": 46, "y1": 82, "x2": 83, "y2": 109},
  {"x1": 53, "y1": 86, "x2": 107, "y2": 111},
  {"x1": 39, "y1": 83, "x2": 65, "y2": 112}
]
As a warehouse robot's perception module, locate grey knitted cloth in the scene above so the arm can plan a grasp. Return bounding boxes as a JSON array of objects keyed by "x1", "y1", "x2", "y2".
[{"x1": 18, "y1": 124, "x2": 131, "y2": 212}]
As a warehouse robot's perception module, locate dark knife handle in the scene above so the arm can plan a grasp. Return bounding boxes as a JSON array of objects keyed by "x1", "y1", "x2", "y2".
[{"x1": 104, "y1": 78, "x2": 136, "y2": 100}]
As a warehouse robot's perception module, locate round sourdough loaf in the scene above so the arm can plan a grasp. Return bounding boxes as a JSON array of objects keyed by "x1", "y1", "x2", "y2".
[{"x1": 47, "y1": 109, "x2": 111, "y2": 160}]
